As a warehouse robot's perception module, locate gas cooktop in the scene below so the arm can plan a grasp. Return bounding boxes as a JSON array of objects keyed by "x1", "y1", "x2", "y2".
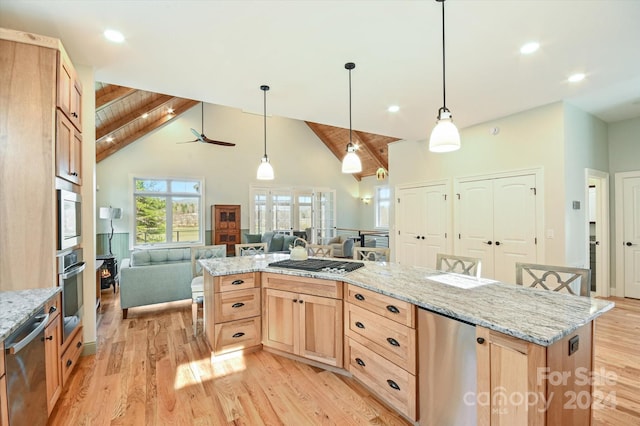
[{"x1": 268, "y1": 258, "x2": 365, "y2": 274}]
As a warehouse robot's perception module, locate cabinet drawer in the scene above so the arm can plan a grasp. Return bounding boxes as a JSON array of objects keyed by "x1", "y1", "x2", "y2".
[
  {"x1": 345, "y1": 303, "x2": 416, "y2": 374},
  {"x1": 346, "y1": 338, "x2": 417, "y2": 421},
  {"x1": 60, "y1": 326, "x2": 83, "y2": 386},
  {"x1": 215, "y1": 288, "x2": 261, "y2": 323},
  {"x1": 346, "y1": 284, "x2": 415, "y2": 327},
  {"x1": 45, "y1": 292, "x2": 62, "y2": 323},
  {"x1": 263, "y1": 273, "x2": 342, "y2": 299},
  {"x1": 213, "y1": 316, "x2": 261, "y2": 356},
  {"x1": 215, "y1": 272, "x2": 258, "y2": 292}
]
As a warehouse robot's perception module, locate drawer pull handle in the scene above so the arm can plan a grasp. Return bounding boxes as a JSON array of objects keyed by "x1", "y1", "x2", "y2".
[
  {"x1": 293, "y1": 299, "x2": 298, "y2": 303},
  {"x1": 77, "y1": 341, "x2": 82, "y2": 348},
  {"x1": 232, "y1": 332, "x2": 245, "y2": 338},
  {"x1": 45, "y1": 336, "x2": 53, "y2": 341},
  {"x1": 49, "y1": 306, "x2": 57, "y2": 314},
  {"x1": 354, "y1": 293, "x2": 365, "y2": 301},
  {"x1": 387, "y1": 379, "x2": 400, "y2": 391},
  {"x1": 387, "y1": 337, "x2": 400, "y2": 347},
  {"x1": 386, "y1": 305, "x2": 400, "y2": 314},
  {"x1": 355, "y1": 357, "x2": 366, "y2": 367},
  {"x1": 231, "y1": 302, "x2": 245, "y2": 308},
  {"x1": 231, "y1": 279, "x2": 245, "y2": 285},
  {"x1": 66, "y1": 359, "x2": 72, "y2": 368},
  {"x1": 355, "y1": 321, "x2": 365, "y2": 329}
]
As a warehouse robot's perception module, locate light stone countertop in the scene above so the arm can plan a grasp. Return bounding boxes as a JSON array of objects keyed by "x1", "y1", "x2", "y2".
[
  {"x1": 0, "y1": 287, "x2": 62, "y2": 341},
  {"x1": 200, "y1": 254, "x2": 614, "y2": 346}
]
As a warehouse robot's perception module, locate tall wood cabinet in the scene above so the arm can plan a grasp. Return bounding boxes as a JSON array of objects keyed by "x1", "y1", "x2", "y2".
[{"x1": 212, "y1": 204, "x2": 241, "y2": 256}]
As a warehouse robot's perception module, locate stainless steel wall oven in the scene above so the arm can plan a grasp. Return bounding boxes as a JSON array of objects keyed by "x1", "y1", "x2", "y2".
[
  {"x1": 57, "y1": 188, "x2": 82, "y2": 251},
  {"x1": 57, "y1": 248, "x2": 85, "y2": 343}
]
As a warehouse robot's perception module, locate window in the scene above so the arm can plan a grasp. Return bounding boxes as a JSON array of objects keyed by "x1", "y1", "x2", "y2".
[
  {"x1": 375, "y1": 186, "x2": 390, "y2": 229},
  {"x1": 250, "y1": 186, "x2": 336, "y2": 243},
  {"x1": 132, "y1": 176, "x2": 204, "y2": 247}
]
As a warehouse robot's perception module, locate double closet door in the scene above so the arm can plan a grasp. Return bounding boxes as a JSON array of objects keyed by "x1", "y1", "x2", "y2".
[{"x1": 456, "y1": 175, "x2": 538, "y2": 283}]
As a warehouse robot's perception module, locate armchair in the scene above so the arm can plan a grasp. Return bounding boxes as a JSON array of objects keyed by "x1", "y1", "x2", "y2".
[{"x1": 328, "y1": 235, "x2": 354, "y2": 258}]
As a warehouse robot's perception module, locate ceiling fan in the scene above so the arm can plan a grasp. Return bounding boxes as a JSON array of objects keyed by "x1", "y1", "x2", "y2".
[{"x1": 178, "y1": 102, "x2": 235, "y2": 147}]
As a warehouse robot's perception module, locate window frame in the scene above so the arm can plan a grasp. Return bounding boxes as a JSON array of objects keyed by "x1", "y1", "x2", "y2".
[
  {"x1": 130, "y1": 175, "x2": 205, "y2": 249},
  {"x1": 374, "y1": 185, "x2": 390, "y2": 229}
]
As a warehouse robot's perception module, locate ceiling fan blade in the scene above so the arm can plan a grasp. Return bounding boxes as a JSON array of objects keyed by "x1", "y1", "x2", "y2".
[
  {"x1": 176, "y1": 139, "x2": 199, "y2": 144},
  {"x1": 202, "y1": 136, "x2": 236, "y2": 146}
]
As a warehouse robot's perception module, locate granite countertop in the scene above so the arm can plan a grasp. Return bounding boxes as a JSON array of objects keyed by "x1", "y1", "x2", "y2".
[
  {"x1": 200, "y1": 254, "x2": 614, "y2": 347},
  {"x1": 0, "y1": 287, "x2": 62, "y2": 341}
]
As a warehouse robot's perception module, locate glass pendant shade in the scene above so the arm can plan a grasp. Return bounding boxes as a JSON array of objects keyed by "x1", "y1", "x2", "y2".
[
  {"x1": 429, "y1": 110, "x2": 460, "y2": 152},
  {"x1": 256, "y1": 156, "x2": 274, "y2": 180},
  {"x1": 341, "y1": 144, "x2": 362, "y2": 173}
]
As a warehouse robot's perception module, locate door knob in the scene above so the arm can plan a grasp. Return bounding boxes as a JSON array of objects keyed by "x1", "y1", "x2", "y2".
[
  {"x1": 415, "y1": 236, "x2": 420, "y2": 239},
  {"x1": 626, "y1": 242, "x2": 634, "y2": 247},
  {"x1": 484, "y1": 241, "x2": 493, "y2": 245},
  {"x1": 495, "y1": 241, "x2": 501, "y2": 246},
  {"x1": 421, "y1": 236, "x2": 425, "y2": 240}
]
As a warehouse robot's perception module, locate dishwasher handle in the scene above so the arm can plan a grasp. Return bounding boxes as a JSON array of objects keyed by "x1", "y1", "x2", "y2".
[{"x1": 5, "y1": 313, "x2": 50, "y2": 355}]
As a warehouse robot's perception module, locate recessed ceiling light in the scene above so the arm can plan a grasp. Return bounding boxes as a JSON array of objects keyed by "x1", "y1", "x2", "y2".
[
  {"x1": 106, "y1": 136, "x2": 114, "y2": 142},
  {"x1": 141, "y1": 113, "x2": 149, "y2": 119},
  {"x1": 568, "y1": 73, "x2": 586, "y2": 83},
  {"x1": 167, "y1": 108, "x2": 174, "y2": 114},
  {"x1": 387, "y1": 105, "x2": 400, "y2": 113},
  {"x1": 104, "y1": 29, "x2": 125, "y2": 43},
  {"x1": 520, "y1": 41, "x2": 540, "y2": 55}
]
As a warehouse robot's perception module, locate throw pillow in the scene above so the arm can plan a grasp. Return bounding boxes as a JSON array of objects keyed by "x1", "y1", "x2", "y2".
[
  {"x1": 149, "y1": 249, "x2": 169, "y2": 263},
  {"x1": 328, "y1": 235, "x2": 341, "y2": 244},
  {"x1": 244, "y1": 233, "x2": 262, "y2": 243},
  {"x1": 283, "y1": 235, "x2": 298, "y2": 251},
  {"x1": 130, "y1": 250, "x2": 150, "y2": 266},
  {"x1": 269, "y1": 233, "x2": 285, "y2": 252},
  {"x1": 167, "y1": 248, "x2": 185, "y2": 262}
]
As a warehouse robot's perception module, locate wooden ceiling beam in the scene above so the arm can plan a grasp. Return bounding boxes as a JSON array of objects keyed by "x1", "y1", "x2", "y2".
[
  {"x1": 353, "y1": 130, "x2": 388, "y2": 171},
  {"x1": 95, "y1": 85, "x2": 136, "y2": 111},
  {"x1": 96, "y1": 94, "x2": 175, "y2": 141},
  {"x1": 96, "y1": 99, "x2": 199, "y2": 162}
]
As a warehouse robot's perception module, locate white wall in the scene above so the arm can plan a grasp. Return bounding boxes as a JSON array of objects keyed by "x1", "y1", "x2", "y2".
[
  {"x1": 563, "y1": 103, "x2": 608, "y2": 267},
  {"x1": 96, "y1": 103, "x2": 361, "y2": 242},
  {"x1": 389, "y1": 102, "x2": 567, "y2": 266}
]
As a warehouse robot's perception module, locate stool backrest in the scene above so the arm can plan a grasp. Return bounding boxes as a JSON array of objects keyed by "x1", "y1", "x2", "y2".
[
  {"x1": 436, "y1": 253, "x2": 482, "y2": 278},
  {"x1": 515, "y1": 262, "x2": 591, "y2": 297}
]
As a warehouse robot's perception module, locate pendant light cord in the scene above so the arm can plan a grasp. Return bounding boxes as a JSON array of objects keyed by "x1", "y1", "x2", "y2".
[
  {"x1": 441, "y1": 0, "x2": 447, "y2": 111},
  {"x1": 349, "y1": 66, "x2": 353, "y2": 144},
  {"x1": 263, "y1": 88, "x2": 267, "y2": 157}
]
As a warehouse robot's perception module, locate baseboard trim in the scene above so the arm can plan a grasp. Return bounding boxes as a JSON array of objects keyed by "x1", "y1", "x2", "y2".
[{"x1": 82, "y1": 341, "x2": 97, "y2": 356}]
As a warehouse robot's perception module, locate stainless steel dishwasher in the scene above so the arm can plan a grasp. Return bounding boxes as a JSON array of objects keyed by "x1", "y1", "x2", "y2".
[
  {"x1": 418, "y1": 308, "x2": 477, "y2": 426},
  {"x1": 4, "y1": 307, "x2": 49, "y2": 426}
]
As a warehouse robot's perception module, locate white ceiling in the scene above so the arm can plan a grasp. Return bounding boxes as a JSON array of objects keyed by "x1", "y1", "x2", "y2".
[{"x1": 2, "y1": 0, "x2": 639, "y2": 141}]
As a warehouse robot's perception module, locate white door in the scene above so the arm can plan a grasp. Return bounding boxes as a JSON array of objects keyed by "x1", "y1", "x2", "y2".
[
  {"x1": 457, "y1": 175, "x2": 537, "y2": 282},
  {"x1": 458, "y1": 180, "x2": 495, "y2": 277},
  {"x1": 397, "y1": 184, "x2": 448, "y2": 268},
  {"x1": 423, "y1": 185, "x2": 448, "y2": 269},
  {"x1": 623, "y1": 176, "x2": 640, "y2": 299},
  {"x1": 397, "y1": 187, "x2": 422, "y2": 266},
  {"x1": 493, "y1": 175, "x2": 537, "y2": 283}
]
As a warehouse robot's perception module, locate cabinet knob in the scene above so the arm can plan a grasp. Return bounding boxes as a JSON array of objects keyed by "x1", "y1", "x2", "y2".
[
  {"x1": 45, "y1": 336, "x2": 53, "y2": 341},
  {"x1": 386, "y1": 305, "x2": 400, "y2": 314},
  {"x1": 354, "y1": 293, "x2": 365, "y2": 301},
  {"x1": 293, "y1": 299, "x2": 298, "y2": 303},
  {"x1": 231, "y1": 279, "x2": 245, "y2": 285},
  {"x1": 626, "y1": 242, "x2": 634, "y2": 247},
  {"x1": 477, "y1": 337, "x2": 485, "y2": 344},
  {"x1": 386, "y1": 337, "x2": 400, "y2": 347},
  {"x1": 49, "y1": 306, "x2": 57, "y2": 314},
  {"x1": 77, "y1": 341, "x2": 82, "y2": 348},
  {"x1": 387, "y1": 379, "x2": 400, "y2": 391},
  {"x1": 484, "y1": 241, "x2": 493, "y2": 245},
  {"x1": 355, "y1": 357, "x2": 366, "y2": 367},
  {"x1": 66, "y1": 359, "x2": 73, "y2": 367},
  {"x1": 421, "y1": 236, "x2": 425, "y2": 240},
  {"x1": 355, "y1": 321, "x2": 365, "y2": 329},
  {"x1": 231, "y1": 302, "x2": 245, "y2": 308},
  {"x1": 232, "y1": 332, "x2": 245, "y2": 338},
  {"x1": 495, "y1": 241, "x2": 501, "y2": 246}
]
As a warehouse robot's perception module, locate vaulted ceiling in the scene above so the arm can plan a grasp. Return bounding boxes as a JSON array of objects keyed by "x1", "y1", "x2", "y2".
[{"x1": 95, "y1": 83, "x2": 399, "y2": 180}]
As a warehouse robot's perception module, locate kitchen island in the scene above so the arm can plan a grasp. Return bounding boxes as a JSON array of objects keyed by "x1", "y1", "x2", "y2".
[{"x1": 200, "y1": 254, "x2": 614, "y2": 425}]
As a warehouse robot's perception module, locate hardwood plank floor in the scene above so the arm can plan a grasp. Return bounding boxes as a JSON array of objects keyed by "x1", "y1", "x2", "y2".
[{"x1": 48, "y1": 292, "x2": 640, "y2": 425}]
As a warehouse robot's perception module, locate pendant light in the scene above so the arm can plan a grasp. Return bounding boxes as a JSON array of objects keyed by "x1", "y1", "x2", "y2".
[
  {"x1": 429, "y1": 0, "x2": 461, "y2": 153},
  {"x1": 341, "y1": 62, "x2": 362, "y2": 174},
  {"x1": 256, "y1": 85, "x2": 275, "y2": 180}
]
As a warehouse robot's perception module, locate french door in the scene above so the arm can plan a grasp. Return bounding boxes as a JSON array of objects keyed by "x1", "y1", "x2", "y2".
[{"x1": 618, "y1": 174, "x2": 640, "y2": 299}]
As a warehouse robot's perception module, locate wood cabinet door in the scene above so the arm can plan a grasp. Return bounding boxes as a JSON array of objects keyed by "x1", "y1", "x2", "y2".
[
  {"x1": 45, "y1": 315, "x2": 62, "y2": 414},
  {"x1": 57, "y1": 51, "x2": 82, "y2": 131},
  {"x1": 56, "y1": 111, "x2": 81, "y2": 185},
  {"x1": 476, "y1": 327, "x2": 546, "y2": 425},
  {"x1": 262, "y1": 288, "x2": 296, "y2": 354},
  {"x1": 299, "y1": 293, "x2": 342, "y2": 367},
  {"x1": 0, "y1": 374, "x2": 7, "y2": 426},
  {"x1": 213, "y1": 205, "x2": 240, "y2": 256}
]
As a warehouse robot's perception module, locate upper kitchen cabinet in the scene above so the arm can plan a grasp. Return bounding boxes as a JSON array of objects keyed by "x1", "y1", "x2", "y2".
[
  {"x1": 56, "y1": 111, "x2": 82, "y2": 185},
  {"x1": 57, "y1": 50, "x2": 82, "y2": 131}
]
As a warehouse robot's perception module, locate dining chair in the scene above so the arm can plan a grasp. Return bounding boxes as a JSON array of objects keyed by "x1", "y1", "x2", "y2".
[
  {"x1": 435, "y1": 253, "x2": 482, "y2": 278},
  {"x1": 306, "y1": 244, "x2": 334, "y2": 258},
  {"x1": 190, "y1": 245, "x2": 226, "y2": 336},
  {"x1": 235, "y1": 242, "x2": 269, "y2": 257},
  {"x1": 515, "y1": 262, "x2": 591, "y2": 297},
  {"x1": 353, "y1": 247, "x2": 390, "y2": 262}
]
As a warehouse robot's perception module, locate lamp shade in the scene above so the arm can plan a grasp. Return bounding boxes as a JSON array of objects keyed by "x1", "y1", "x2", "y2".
[
  {"x1": 256, "y1": 157, "x2": 275, "y2": 180},
  {"x1": 99, "y1": 206, "x2": 122, "y2": 220},
  {"x1": 341, "y1": 149, "x2": 362, "y2": 173},
  {"x1": 429, "y1": 112, "x2": 460, "y2": 153}
]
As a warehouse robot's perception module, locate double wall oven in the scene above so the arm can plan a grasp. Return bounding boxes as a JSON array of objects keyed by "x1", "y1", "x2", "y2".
[{"x1": 57, "y1": 186, "x2": 84, "y2": 344}]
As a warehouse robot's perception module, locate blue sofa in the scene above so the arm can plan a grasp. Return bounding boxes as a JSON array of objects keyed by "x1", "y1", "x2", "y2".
[
  {"x1": 119, "y1": 247, "x2": 193, "y2": 318},
  {"x1": 242, "y1": 231, "x2": 304, "y2": 253}
]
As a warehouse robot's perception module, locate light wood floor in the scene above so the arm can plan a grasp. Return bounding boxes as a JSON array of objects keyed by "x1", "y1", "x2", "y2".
[{"x1": 48, "y1": 292, "x2": 640, "y2": 425}]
